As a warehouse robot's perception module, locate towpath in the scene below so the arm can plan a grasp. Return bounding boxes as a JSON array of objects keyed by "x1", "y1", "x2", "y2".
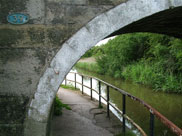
[
  {"x1": 78, "y1": 57, "x2": 96, "y2": 63},
  {"x1": 51, "y1": 88, "x2": 123, "y2": 136}
]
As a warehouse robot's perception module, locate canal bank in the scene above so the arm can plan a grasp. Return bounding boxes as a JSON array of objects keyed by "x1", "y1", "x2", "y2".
[
  {"x1": 51, "y1": 88, "x2": 127, "y2": 136},
  {"x1": 71, "y1": 67, "x2": 182, "y2": 136}
]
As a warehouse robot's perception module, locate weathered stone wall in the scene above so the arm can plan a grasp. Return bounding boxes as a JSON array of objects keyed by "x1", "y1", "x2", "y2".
[
  {"x1": 0, "y1": 0, "x2": 126, "y2": 135},
  {"x1": 0, "y1": 95, "x2": 29, "y2": 135}
]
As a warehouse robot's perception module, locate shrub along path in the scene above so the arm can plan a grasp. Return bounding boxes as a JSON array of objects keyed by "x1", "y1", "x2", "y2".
[{"x1": 51, "y1": 88, "x2": 123, "y2": 136}]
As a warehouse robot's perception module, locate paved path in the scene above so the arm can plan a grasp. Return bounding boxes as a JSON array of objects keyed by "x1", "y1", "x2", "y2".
[{"x1": 51, "y1": 88, "x2": 123, "y2": 136}]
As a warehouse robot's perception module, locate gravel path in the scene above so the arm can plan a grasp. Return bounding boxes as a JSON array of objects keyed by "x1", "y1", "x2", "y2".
[
  {"x1": 78, "y1": 57, "x2": 96, "y2": 63},
  {"x1": 51, "y1": 88, "x2": 122, "y2": 136}
]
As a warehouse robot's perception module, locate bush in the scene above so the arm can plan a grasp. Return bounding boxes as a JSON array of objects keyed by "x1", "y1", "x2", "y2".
[
  {"x1": 82, "y1": 46, "x2": 103, "y2": 58},
  {"x1": 79, "y1": 33, "x2": 182, "y2": 93},
  {"x1": 96, "y1": 33, "x2": 151, "y2": 78}
]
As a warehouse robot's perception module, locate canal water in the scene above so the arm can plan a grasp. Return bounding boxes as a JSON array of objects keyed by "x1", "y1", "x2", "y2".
[{"x1": 64, "y1": 68, "x2": 182, "y2": 136}]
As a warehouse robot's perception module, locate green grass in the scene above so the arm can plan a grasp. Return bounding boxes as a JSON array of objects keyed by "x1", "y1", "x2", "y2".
[
  {"x1": 122, "y1": 62, "x2": 182, "y2": 93},
  {"x1": 75, "y1": 62, "x2": 100, "y2": 73},
  {"x1": 61, "y1": 84, "x2": 79, "y2": 91},
  {"x1": 54, "y1": 95, "x2": 71, "y2": 116},
  {"x1": 76, "y1": 59, "x2": 182, "y2": 93}
]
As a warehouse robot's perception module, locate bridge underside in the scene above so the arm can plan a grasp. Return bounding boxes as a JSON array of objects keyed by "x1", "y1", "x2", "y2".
[{"x1": 110, "y1": 6, "x2": 182, "y2": 38}]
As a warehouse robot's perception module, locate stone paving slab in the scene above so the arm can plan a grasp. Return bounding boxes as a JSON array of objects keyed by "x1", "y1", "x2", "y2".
[{"x1": 51, "y1": 88, "x2": 123, "y2": 136}]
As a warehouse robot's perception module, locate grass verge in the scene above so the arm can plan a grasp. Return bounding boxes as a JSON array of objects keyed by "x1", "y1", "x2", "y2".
[
  {"x1": 54, "y1": 95, "x2": 71, "y2": 116},
  {"x1": 75, "y1": 61, "x2": 182, "y2": 93},
  {"x1": 75, "y1": 62, "x2": 100, "y2": 73},
  {"x1": 61, "y1": 84, "x2": 79, "y2": 91}
]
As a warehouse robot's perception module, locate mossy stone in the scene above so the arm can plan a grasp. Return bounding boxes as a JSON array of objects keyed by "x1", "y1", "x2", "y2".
[{"x1": 0, "y1": 29, "x2": 23, "y2": 47}]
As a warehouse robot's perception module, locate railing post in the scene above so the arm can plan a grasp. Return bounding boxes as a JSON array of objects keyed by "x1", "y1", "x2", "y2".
[
  {"x1": 82, "y1": 75, "x2": 83, "y2": 94},
  {"x1": 99, "y1": 81, "x2": 102, "y2": 108},
  {"x1": 150, "y1": 112, "x2": 155, "y2": 136},
  {"x1": 65, "y1": 76, "x2": 67, "y2": 86},
  {"x1": 107, "y1": 85, "x2": 110, "y2": 118},
  {"x1": 123, "y1": 94, "x2": 126, "y2": 133},
  {"x1": 75, "y1": 73, "x2": 76, "y2": 89},
  {"x1": 90, "y1": 78, "x2": 92, "y2": 100}
]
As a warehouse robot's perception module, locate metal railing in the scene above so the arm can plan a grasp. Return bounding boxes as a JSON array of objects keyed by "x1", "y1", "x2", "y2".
[{"x1": 64, "y1": 72, "x2": 182, "y2": 136}]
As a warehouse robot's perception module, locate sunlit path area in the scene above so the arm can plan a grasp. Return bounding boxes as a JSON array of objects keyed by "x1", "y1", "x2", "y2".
[{"x1": 51, "y1": 88, "x2": 123, "y2": 136}]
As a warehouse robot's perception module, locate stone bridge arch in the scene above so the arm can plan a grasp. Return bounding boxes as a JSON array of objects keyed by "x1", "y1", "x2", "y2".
[{"x1": 0, "y1": 0, "x2": 182, "y2": 136}]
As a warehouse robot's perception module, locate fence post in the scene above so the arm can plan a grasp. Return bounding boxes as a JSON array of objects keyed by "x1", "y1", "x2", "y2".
[
  {"x1": 65, "y1": 76, "x2": 67, "y2": 86},
  {"x1": 150, "y1": 112, "x2": 155, "y2": 136},
  {"x1": 107, "y1": 85, "x2": 110, "y2": 118},
  {"x1": 75, "y1": 73, "x2": 76, "y2": 89},
  {"x1": 99, "y1": 81, "x2": 101, "y2": 108},
  {"x1": 90, "y1": 78, "x2": 92, "y2": 100},
  {"x1": 82, "y1": 75, "x2": 83, "y2": 94},
  {"x1": 123, "y1": 94, "x2": 126, "y2": 133}
]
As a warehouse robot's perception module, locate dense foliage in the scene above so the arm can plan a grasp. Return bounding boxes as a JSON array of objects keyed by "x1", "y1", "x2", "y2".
[
  {"x1": 83, "y1": 33, "x2": 182, "y2": 93},
  {"x1": 82, "y1": 46, "x2": 104, "y2": 58}
]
